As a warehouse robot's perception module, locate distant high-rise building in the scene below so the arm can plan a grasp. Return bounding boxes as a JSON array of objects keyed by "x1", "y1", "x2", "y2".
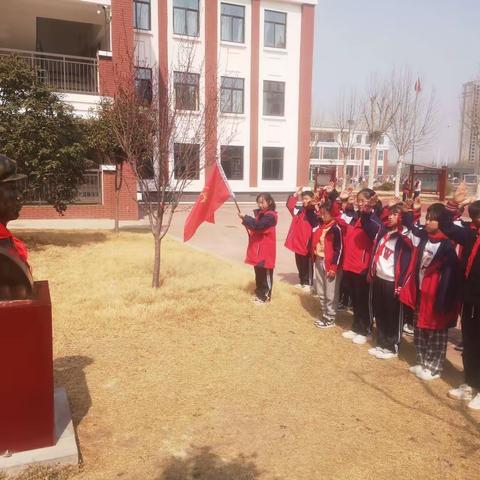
[{"x1": 459, "y1": 80, "x2": 480, "y2": 168}]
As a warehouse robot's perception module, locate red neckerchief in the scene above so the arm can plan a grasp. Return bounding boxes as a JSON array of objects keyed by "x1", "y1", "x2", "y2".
[
  {"x1": 0, "y1": 223, "x2": 29, "y2": 266},
  {"x1": 466, "y1": 224, "x2": 480, "y2": 278},
  {"x1": 427, "y1": 231, "x2": 448, "y2": 242}
]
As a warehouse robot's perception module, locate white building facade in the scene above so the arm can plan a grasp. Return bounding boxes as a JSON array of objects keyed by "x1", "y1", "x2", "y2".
[
  {"x1": 1, "y1": 0, "x2": 317, "y2": 199},
  {"x1": 309, "y1": 126, "x2": 391, "y2": 183}
]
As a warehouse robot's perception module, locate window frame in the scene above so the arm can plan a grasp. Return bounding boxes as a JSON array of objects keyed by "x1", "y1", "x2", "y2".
[
  {"x1": 220, "y1": 76, "x2": 245, "y2": 114},
  {"x1": 221, "y1": 3, "x2": 245, "y2": 44},
  {"x1": 221, "y1": 145, "x2": 244, "y2": 180},
  {"x1": 264, "y1": 9, "x2": 287, "y2": 49},
  {"x1": 262, "y1": 146, "x2": 284, "y2": 180},
  {"x1": 323, "y1": 147, "x2": 338, "y2": 160},
  {"x1": 174, "y1": 71, "x2": 200, "y2": 111},
  {"x1": 174, "y1": 143, "x2": 200, "y2": 180},
  {"x1": 133, "y1": 0, "x2": 151, "y2": 31},
  {"x1": 173, "y1": 0, "x2": 200, "y2": 37},
  {"x1": 134, "y1": 66, "x2": 153, "y2": 104},
  {"x1": 263, "y1": 80, "x2": 285, "y2": 117}
]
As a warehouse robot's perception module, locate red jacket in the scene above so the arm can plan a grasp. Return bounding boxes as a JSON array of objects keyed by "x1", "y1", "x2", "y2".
[
  {"x1": 284, "y1": 194, "x2": 318, "y2": 256},
  {"x1": 336, "y1": 214, "x2": 375, "y2": 275},
  {"x1": 243, "y1": 209, "x2": 278, "y2": 269},
  {"x1": 0, "y1": 223, "x2": 29, "y2": 267},
  {"x1": 311, "y1": 220, "x2": 343, "y2": 272},
  {"x1": 400, "y1": 231, "x2": 460, "y2": 330}
]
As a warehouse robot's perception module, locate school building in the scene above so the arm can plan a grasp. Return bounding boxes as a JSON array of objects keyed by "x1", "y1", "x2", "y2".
[
  {"x1": 0, "y1": 0, "x2": 317, "y2": 219},
  {"x1": 309, "y1": 125, "x2": 391, "y2": 183}
]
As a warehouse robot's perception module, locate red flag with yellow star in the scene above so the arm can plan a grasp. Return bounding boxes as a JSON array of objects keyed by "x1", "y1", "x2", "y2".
[{"x1": 183, "y1": 162, "x2": 233, "y2": 241}]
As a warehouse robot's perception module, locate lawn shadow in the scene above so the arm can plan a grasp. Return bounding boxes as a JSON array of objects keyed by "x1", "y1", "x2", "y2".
[
  {"x1": 352, "y1": 370, "x2": 480, "y2": 445},
  {"x1": 275, "y1": 272, "x2": 299, "y2": 285},
  {"x1": 156, "y1": 446, "x2": 267, "y2": 480},
  {"x1": 15, "y1": 231, "x2": 109, "y2": 252},
  {"x1": 54, "y1": 355, "x2": 93, "y2": 428}
]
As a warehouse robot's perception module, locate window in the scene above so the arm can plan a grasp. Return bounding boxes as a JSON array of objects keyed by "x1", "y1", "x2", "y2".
[
  {"x1": 174, "y1": 71, "x2": 199, "y2": 110},
  {"x1": 377, "y1": 166, "x2": 383, "y2": 175},
  {"x1": 263, "y1": 80, "x2": 285, "y2": 116},
  {"x1": 346, "y1": 165, "x2": 354, "y2": 177},
  {"x1": 356, "y1": 134, "x2": 362, "y2": 144},
  {"x1": 364, "y1": 149, "x2": 370, "y2": 161},
  {"x1": 221, "y1": 146, "x2": 244, "y2": 180},
  {"x1": 262, "y1": 147, "x2": 283, "y2": 180},
  {"x1": 364, "y1": 165, "x2": 369, "y2": 176},
  {"x1": 174, "y1": 143, "x2": 200, "y2": 179},
  {"x1": 221, "y1": 3, "x2": 245, "y2": 43},
  {"x1": 173, "y1": 0, "x2": 199, "y2": 37},
  {"x1": 311, "y1": 131, "x2": 336, "y2": 142},
  {"x1": 133, "y1": 0, "x2": 151, "y2": 30},
  {"x1": 350, "y1": 149, "x2": 355, "y2": 160},
  {"x1": 323, "y1": 147, "x2": 338, "y2": 160},
  {"x1": 220, "y1": 77, "x2": 244, "y2": 114},
  {"x1": 264, "y1": 10, "x2": 286, "y2": 48},
  {"x1": 310, "y1": 146, "x2": 320, "y2": 159},
  {"x1": 135, "y1": 67, "x2": 152, "y2": 104},
  {"x1": 379, "y1": 135, "x2": 385, "y2": 145},
  {"x1": 378, "y1": 150, "x2": 384, "y2": 161}
]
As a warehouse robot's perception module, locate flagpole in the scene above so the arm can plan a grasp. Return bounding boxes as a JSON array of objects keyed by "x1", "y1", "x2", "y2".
[{"x1": 215, "y1": 159, "x2": 241, "y2": 214}]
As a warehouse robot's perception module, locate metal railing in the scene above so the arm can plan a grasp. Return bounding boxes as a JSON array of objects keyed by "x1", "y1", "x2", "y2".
[
  {"x1": 22, "y1": 171, "x2": 102, "y2": 205},
  {"x1": 0, "y1": 48, "x2": 98, "y2": 94}
]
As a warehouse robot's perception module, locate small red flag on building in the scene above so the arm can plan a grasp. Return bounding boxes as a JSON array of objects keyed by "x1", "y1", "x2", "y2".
[
  {"x1": 414, "y1": 77, "x2": 422, "y2": 94},
  {"x1": 183, "y1": 162, "x2": 233, "y2": 242}
]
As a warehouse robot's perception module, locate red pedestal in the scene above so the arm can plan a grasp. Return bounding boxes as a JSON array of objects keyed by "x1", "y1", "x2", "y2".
[{"x1": 0, "y1": 281, "x2": 55, "y2": 453}]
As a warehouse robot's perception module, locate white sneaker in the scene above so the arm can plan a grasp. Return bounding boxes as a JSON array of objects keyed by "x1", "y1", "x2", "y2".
[
  {"x1": 409, "y1": 365, "x2": 423, "y2": 375},
  {"x1": 302, "y1": 284, "x2": 312, "y2": 292},
  {"x1": 375, "y1": 348, "x2": 398, "y2": 360},
  {"x1": 467, "y1": 393, "x2": 480, "y2": 410},
  {"x1": 403, "y1": 324, "x2": 414, "y2": 336},
  {"x1": 342, "y1": 330, "x2": 357, "y2": 339},
  {"x1": 368, "y1": 346, "x2": 381, "y2": 356},
  {"x1": 448, "y1": 384, "x2": 473, "y2": 401},
  {"x1": 417, "y1": 368, "x2": 440, "y2": 381},
  {"x1": 352, "y1": 334, "x2": 368, "y2": 345}
]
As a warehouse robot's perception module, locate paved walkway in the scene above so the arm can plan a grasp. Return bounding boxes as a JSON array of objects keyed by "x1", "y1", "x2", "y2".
[{"x1": 12, "y1": 202, "x2": 463, "y2": 369}]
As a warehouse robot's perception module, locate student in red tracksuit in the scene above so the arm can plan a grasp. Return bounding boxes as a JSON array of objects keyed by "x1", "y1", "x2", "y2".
[
  {"x1": 336, "y1": 188, "x2": 380, "y2": 345},
  {"x1": 361, "y1": 202, "x2": 414, "y2": 359},
  {"x1": 400, "y1": 202, "x2": 460, "y2": 381},
  {"x1": 438, "y1": 183, "x2": 480, "y2": 409},
  {"x1": 285, "y1": 187, "x2": 318, "y2": 290},
  {"x1": 311, "y1": 199, "x2": 343, "y2": 328},
  {"x1": 239, "y1": 193, "x2": 278, "y2": 304}
]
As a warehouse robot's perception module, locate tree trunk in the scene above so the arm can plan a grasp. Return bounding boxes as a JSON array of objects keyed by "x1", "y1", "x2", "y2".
[
  {"x1": 368, "y1": 141, "x2": 377, "y2": 189},
  {"x1": 394, "y1": 155, "x2": 404, "y2": 197},
  {"x1": 342, "y1": 155, "x2": 348, "y2": 191},
  {"x1": 114, "y1": 186, "x2": 120, "y2": 234},
  {"x1": 152, "y1": 235, "x2": 162, "y2": 288}
]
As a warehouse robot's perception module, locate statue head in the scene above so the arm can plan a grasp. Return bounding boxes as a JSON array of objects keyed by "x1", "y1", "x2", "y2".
[{"x1": 0, "y1": 155, "x2": 26, "y2": 226}]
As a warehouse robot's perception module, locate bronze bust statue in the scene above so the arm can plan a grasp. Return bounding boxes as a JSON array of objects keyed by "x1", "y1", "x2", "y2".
[{"x1": 0, "y1": 154, "x2": 33, "y2": 300}]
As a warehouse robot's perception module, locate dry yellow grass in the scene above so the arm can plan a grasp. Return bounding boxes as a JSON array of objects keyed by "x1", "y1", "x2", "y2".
[{"x1": 7, "y1": 231, "x2": 480, "y2": 480}]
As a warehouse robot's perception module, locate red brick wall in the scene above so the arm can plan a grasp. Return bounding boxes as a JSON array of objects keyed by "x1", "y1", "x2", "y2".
[
  {"x1": 98, "y1": 57, "x2": 115, "y2": 96},
  {"x1": 19, "y1": 166, "x2": 139, "y2": 220},
  {"x1": 383, "y1": 150, "x2": 389, "y2": 175}
]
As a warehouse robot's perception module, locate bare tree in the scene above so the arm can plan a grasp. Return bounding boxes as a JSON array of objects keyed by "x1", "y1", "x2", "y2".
[
  {"x1": 388, "y1": 71, "x2": 436, "y2": 196},
  {"x1": 103, "y1": 42, "x2": 234, "y2": 288},
  {"x1": 334, "y1": 91, "x2": 359, "y2": 190},
  {"x1": 362, "y1": 73, "x2": 401, "y2": 189}
]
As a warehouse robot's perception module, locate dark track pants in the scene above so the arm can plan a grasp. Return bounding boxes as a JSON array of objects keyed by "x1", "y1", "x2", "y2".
[
  {"x1": 343, "y1": 270, "x2": 371, "y2": 336},
  {"x1": 295, "y1": 253, "x2": 312, "y2": 286},
  {"x1": 462, "y1": 303, "x2": 480, "y2": 390},
  {"x1": 372, "y1": 276, "x2": 402, "y2": 353},
  {"x1": 254, "y1": 266, "x2": 273, "y2": 302}
]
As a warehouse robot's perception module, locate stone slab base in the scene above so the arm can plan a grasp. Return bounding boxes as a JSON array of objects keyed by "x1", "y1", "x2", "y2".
[{"x1": 0, "y1": 388, "x2": 79, "y2": 476}]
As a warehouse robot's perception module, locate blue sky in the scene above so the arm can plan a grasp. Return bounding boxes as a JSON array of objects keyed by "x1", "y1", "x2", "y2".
[{"x1": 312, "y1": 0, "x2": 480, "y2": 164}]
